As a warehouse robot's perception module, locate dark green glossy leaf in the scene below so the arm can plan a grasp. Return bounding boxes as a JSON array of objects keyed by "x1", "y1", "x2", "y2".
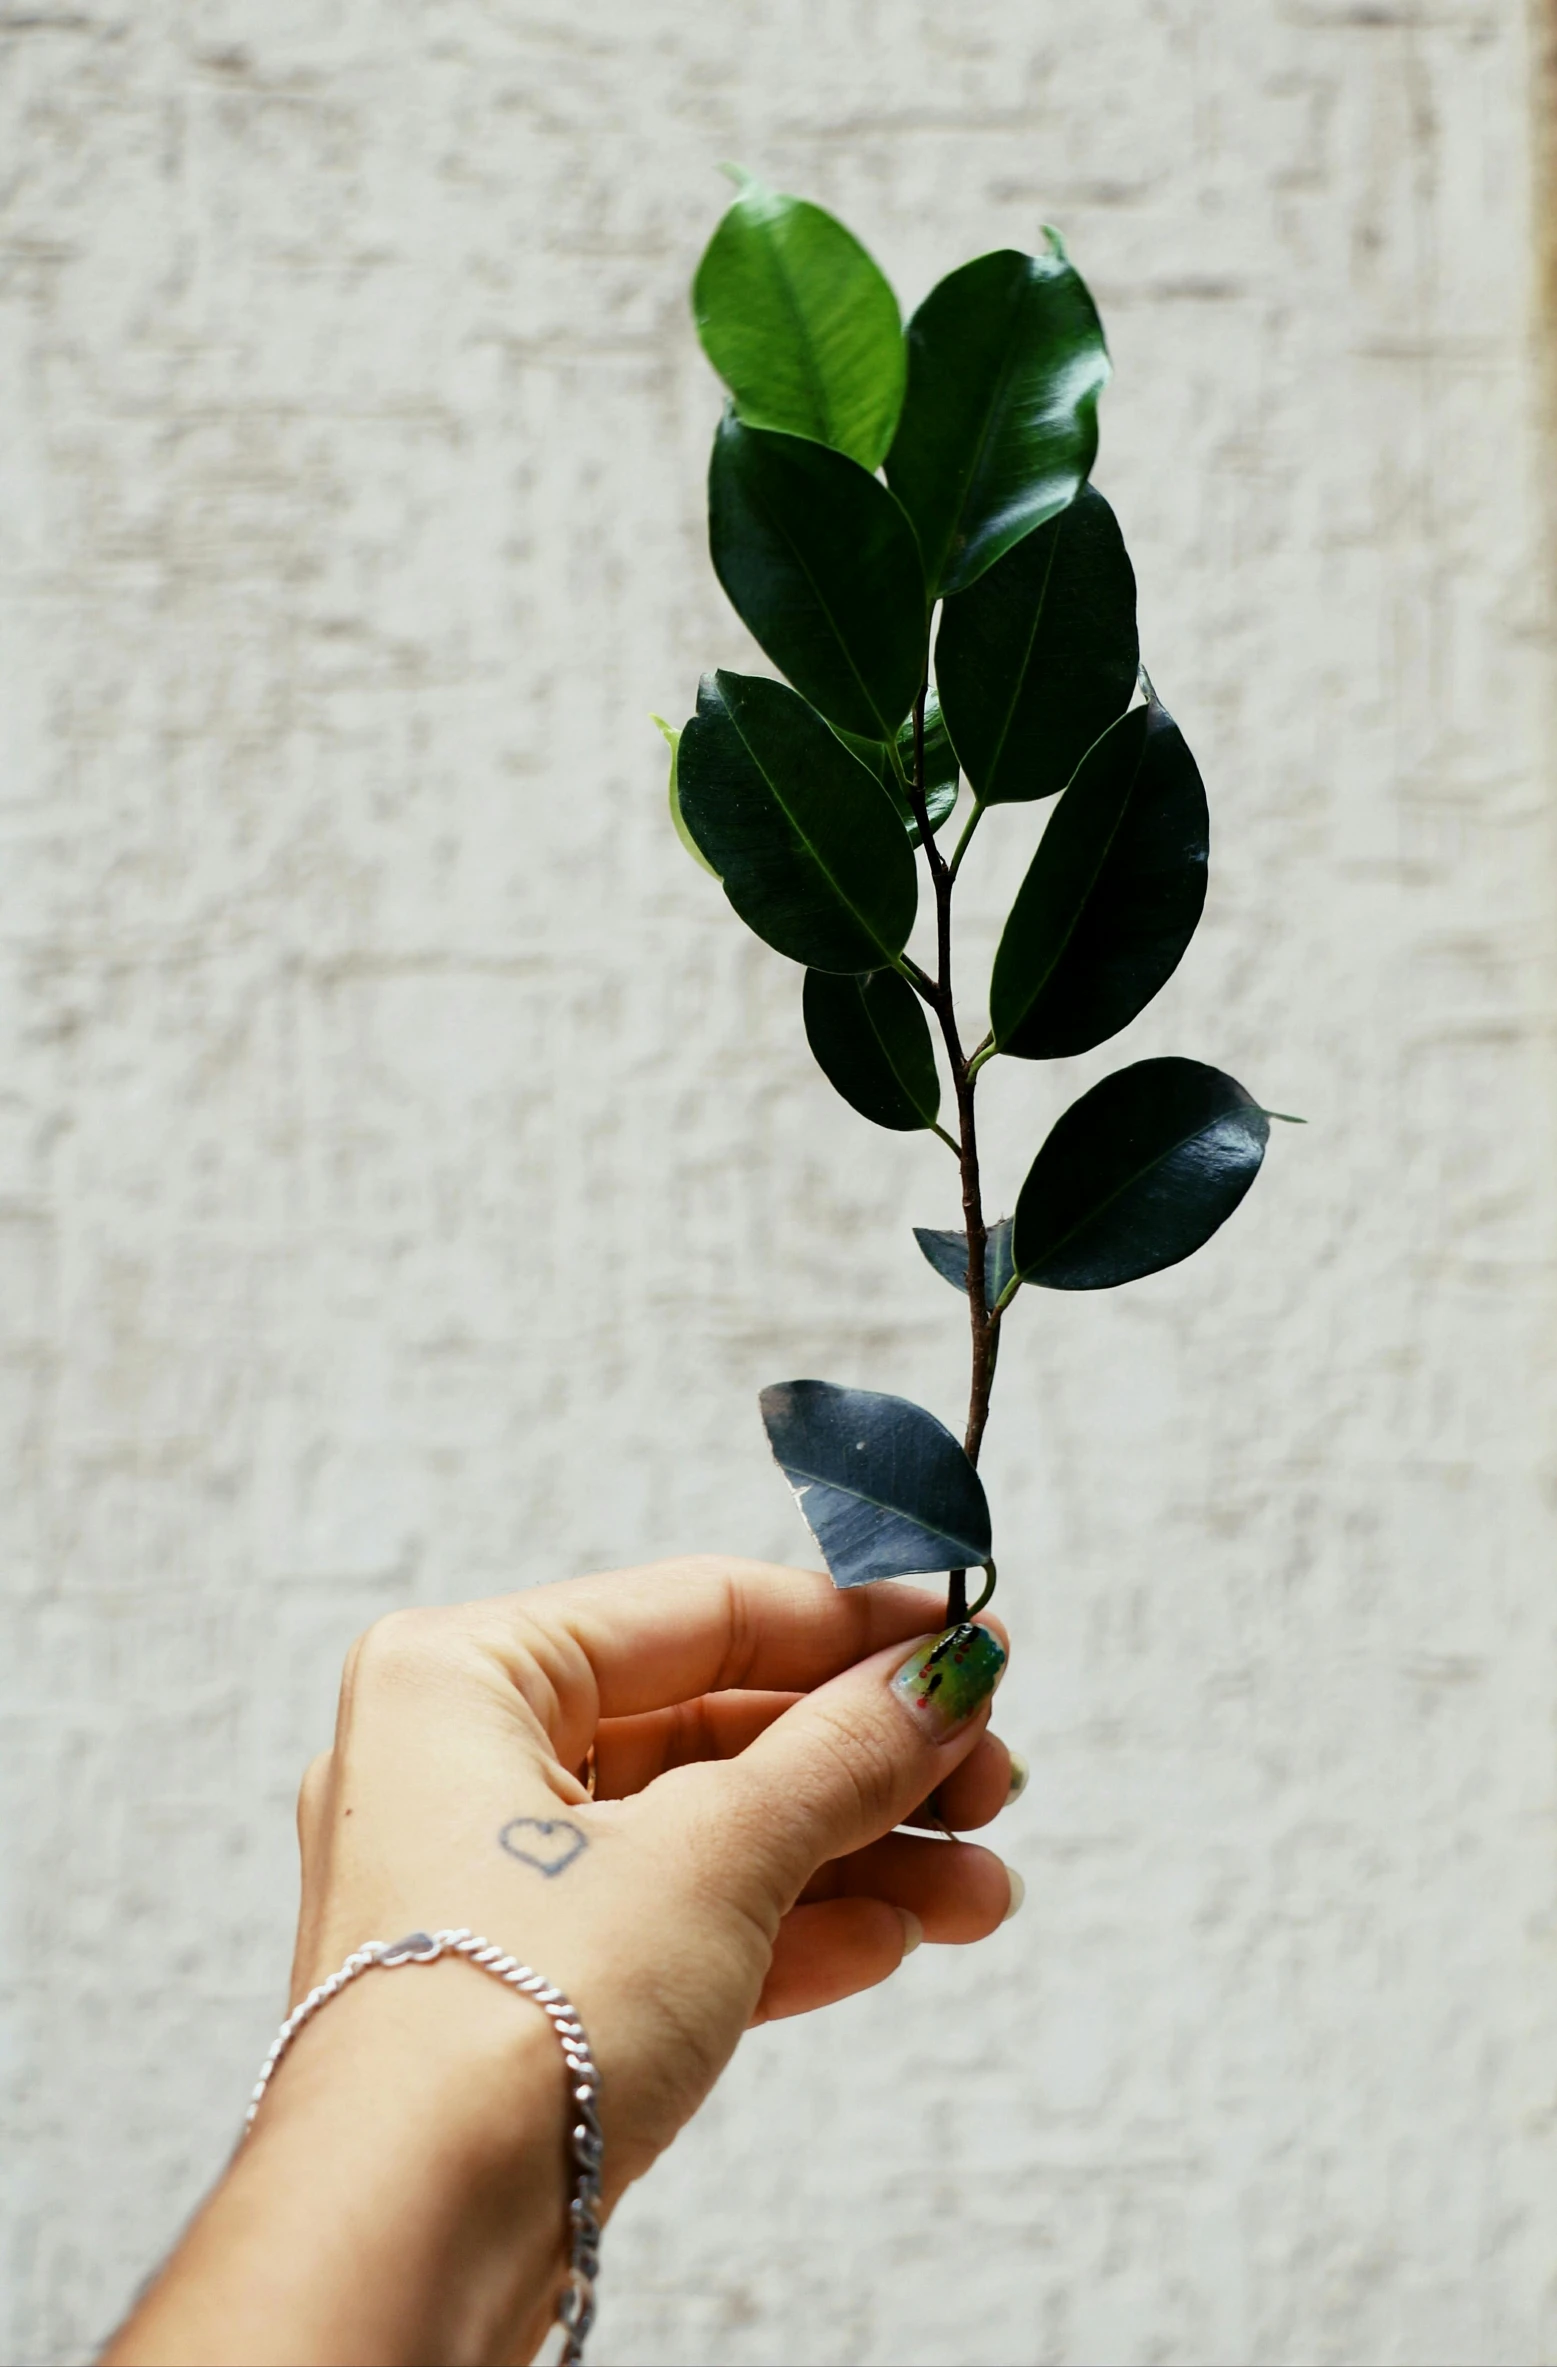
[
  {"x1": 1012, "y1": 1057, "x2": 1268, "y2": 1291},
  {"x1": 885, "y1": 240, "x2": 1110, "y2": 596},
  {"x1": 913, "y1": 1218, "x2": 1015, "y2": 1305},
  {"x1": 990, "y1": 698, "x2": 1209, "y2": 1059},
  {"x1": 678, "y1": 671, "x2": 916, "y2": 972},
  {"x1": 651, "y1": 714, "x2": 718, "y2": 876},
  {"x1": 804, "y1": 969, "x2": 940, "y2": 1132},
  {"x1": 709, "y1": 413, "x2": 927, "y2": 741},
  {"x1": 835, "y1": 688, "x2": 960, "y2": 842},
  {"x1": 760, "y1": 1378, "x2": 991, "y2": 1587},
  {"x1": 693, "y1": 176, "x2": 906, "y2": 470},
  {"x1": 936, "y1": 484, "x2": 1138, "y2": 804}
]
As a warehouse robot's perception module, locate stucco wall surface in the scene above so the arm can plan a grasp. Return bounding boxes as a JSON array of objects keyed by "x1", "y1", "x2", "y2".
[{"x1": 3, "y1": 3, "x2": 1556, "y2": 2361}]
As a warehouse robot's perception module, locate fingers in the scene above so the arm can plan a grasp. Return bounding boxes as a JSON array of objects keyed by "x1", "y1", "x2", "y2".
[
  {"x1": 798, "y1": 1832, "x2": 1015, "y2": 1942},
  {"x1": 900, "y1": 1729, "x2": 1014, "y2": 1833},
  {"x1": 751, "y1": 1899, "x2": 918, "y2": 2024},
  {"x1": 753, "y1": 1830, "x2": 1020, "y2": 2022},
  {"x1": 711, "y1": 1619, "x2": 1009, "y2": 1905},
  {"x1": 592, "y1": 1691, "x2": 799, "y2": 1797},
  {"x1": 598, "y1": 1694, "x2": 1017, "y2": 1830},
  {"x1": 480, "y1": 1557, "x2": 949, "y2": 1731}
]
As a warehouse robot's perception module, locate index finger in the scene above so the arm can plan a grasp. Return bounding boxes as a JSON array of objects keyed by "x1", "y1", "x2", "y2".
[{"x1": 479, "y1": 1555, "x2": 950, "y2": 1726}]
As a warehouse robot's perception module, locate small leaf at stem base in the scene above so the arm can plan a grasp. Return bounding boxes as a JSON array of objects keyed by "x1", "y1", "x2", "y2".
[{"x1": 760, "y1": 1379, "x2": 992, "y2": 1587}]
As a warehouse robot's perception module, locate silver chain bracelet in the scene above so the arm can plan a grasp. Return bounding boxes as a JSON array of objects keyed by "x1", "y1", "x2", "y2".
[{"x1": 243, "y1": 1927, "x2": 604, "y2": 2363}]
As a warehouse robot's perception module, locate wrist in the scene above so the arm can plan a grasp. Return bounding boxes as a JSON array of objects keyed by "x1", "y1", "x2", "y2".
[{"x1": 109, "y1": 1959, "x2": 573, "y2": 2367}]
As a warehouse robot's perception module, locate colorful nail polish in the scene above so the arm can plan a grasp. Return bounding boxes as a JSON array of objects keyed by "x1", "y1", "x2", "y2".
[
  {"x1": 1005, "y1": 1750, "x2": 1030, "y2": 1803},
  {"x1": 891, "y1": 1623, "x2": 1006, "y2": 1737}
]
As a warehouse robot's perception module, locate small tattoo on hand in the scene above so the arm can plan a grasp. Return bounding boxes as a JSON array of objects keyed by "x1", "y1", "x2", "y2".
[{"x1": 498, "y1": 1816, "x2": 588, "y2": 1878}]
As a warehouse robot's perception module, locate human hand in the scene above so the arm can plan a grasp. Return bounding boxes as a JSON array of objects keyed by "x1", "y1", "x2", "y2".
[
  {"x1": 109, "y1": 1557, "x2": 1021, "y2": 2367},
  {"x1": 294, "y1": 1556, "x2": 1019, "y2": 2195}
]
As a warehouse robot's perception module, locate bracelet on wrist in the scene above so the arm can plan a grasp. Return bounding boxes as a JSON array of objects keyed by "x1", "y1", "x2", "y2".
[{"x1": 244, "y1": 1928, "x2": 603, "y2": 2364}]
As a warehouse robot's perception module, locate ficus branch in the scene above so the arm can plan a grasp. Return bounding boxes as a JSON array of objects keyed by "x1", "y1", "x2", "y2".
[{"x1": 901, "y1": 679, "x2": 1001, "y2": 1629}]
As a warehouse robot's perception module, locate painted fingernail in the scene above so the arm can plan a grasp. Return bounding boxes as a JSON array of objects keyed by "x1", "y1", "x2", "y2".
[
  {"x1": 1006, "y1": 1751, "x2": 1030, "y2": 1803},
  {"x1": 891, "y1": 1623, "x2": 1006, "y2": 1739},
  {"x1": 897, "y1": 1908, "x2": 924, "y2": 1956},
  {"x1": 1002, "y1": 1865, "x2": 1026, "y2": 1923}
]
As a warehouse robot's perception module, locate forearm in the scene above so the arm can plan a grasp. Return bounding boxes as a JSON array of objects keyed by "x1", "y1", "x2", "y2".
[{"x1": 105, "y1": 1962, "x2": 572, "y2": 2367}]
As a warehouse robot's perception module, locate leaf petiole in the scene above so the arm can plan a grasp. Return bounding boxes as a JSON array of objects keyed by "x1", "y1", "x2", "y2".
[
  {"x1": 895, "y1": 952, "x2": 940, "y2": 1004},
  {"x1": 949, "y1": 797, "x2": 985, "y2": 879}
]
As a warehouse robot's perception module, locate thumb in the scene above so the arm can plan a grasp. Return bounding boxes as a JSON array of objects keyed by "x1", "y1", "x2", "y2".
[{"x1": 713, "y1": 1619, "x2": 1008, "y2": 1907}]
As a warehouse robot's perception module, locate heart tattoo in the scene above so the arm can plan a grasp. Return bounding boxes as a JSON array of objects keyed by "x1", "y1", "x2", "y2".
[{"x1": 498, "y1": 1816, "x2": 588, "y2": 1878}]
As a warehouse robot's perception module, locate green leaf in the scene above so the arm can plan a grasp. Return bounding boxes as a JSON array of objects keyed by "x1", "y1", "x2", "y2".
[
  {"x1": 835, "y1": 688, "x2": 960, "y2": 842},
  {"x1": 692, "y1": 177, "x2": 906, "y2": 470},
  {"x1": 936, "y1": 483, "x2": 1138, "y2": 803},
  {"x1": 913, "y1": 1218, "x2": 1015, "y2": 1305},
  {"x1": 803, "y1": 969, "x2": 940, "y2": 1132},
  {"x1": 989, "y1": 697, "x2": 1209, "y2": 1059},
  {"x1": 1012, "y1": 1057, "x2": 1268, "y2": 1291},
  {"x1": 759, "y1": 1379, "x2": 992, "y2": 1586},
  {"x1": 651, "y1": 714, "x2": 718, "y2": 876},
  {"x1": 708, "y1": 412, "x2": 927, "y2": 740},
  {"x1": 885, "y1": 243, "x2": 1110, "y2": 597},
  {"x1": 677, "y1": 670, "x2": 917, "y2": 972}
]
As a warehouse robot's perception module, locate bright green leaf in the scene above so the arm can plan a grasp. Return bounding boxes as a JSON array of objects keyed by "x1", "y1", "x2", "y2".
[
  {"x1": 936, "y1": 484, "x2": 1138, "y2": 803},
  {"x1": 989, "y1": 697, "x2": 1209, "y2": 1060},
  {"x1": 709, "y1": 412, "x2": 927, "y2": 741},
  {"x1": 759, "y1": 1378, "x2": 992, "y2": 1586},
  {"x1": 677, "y1": 670, "x2": 917, "y2": 973},
  {"x1": 651, "y1": 713, "x2": 718, "y2": 876},
  {"x1": 803, "y1": 969, "x2": 940, "y2": 1132},
  {"x1": 692, "y1": 177, "x2": 906, "y2": 469},
  {"x1": 885, "y1": 243, "x2": 1110, "y2": 597},
  {"x1": 1012, "y1": 1057, "x2": 1268, "y2": 1290}
]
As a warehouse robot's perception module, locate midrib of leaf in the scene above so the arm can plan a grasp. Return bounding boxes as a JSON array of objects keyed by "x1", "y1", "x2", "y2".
[
  {"x1": 862, "y1": 987, "x2": 933, "y2": 1125},
  {"x1": 786, "y1": 1465, "x2": 986, "y2": 1561},
  {"x1": 726, "y1": 696, "x2": 897, "y2": 958},
  {"x1": 1001, "y1": 716, "x2": 1149, "y2": 1042},
  {"x1": 751, "y1": 466, "x2": 902, "y2": 740},
  {"x1": 940, "y1": 265, "x2": 1036, "y2": 586},
  {"x1": 1022, "y1": 1103, "x2": 1253, "y2": 1274},
  {"x1": 767, "y1": 222, "x2": 838, "y2": 452},
  {"x1": 981, "y1": 514, "x2": 1063, "y2": 793}
]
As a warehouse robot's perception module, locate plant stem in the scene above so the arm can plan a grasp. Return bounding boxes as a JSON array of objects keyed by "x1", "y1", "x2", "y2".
[{"x1": 901, "y1": 683, "x2": 1001, "y2": 1629}]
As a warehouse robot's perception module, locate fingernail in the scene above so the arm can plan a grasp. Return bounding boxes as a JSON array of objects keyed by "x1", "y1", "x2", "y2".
[
  {"x1": 897, "y1": 1908, "x2": 924, "y2": 1956},
  {"x1": 891, "y1": 1623, "x2": 1006, "y2": 1739},
  {"x1": 1006, "y1": 1750, "x2": 1030, "y2": 1803},
  {"x1": 1002, "y1": 1865, "x2": 1026, "y2": 1923}
]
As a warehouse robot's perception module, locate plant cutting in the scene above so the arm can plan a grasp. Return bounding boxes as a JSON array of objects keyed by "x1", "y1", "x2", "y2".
[{"x1": 659, "y1": 171, "x2": 1288, "y2": 1636}]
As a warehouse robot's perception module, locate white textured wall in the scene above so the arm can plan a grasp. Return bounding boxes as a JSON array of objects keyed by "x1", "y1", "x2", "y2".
[{"x1": 3, "y1": 4, "x2": 1555, "y2": 2361}]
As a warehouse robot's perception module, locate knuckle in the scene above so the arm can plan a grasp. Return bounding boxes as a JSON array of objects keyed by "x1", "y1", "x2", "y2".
[{"x1": 348, "y1": 1606, "x2": 444, "y2": 1686}]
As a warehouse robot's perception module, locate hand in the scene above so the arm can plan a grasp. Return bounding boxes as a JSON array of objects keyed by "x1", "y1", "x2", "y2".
[{"x1": 110, "y1": 1557, "x2": 1019, "y2": 2367}]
